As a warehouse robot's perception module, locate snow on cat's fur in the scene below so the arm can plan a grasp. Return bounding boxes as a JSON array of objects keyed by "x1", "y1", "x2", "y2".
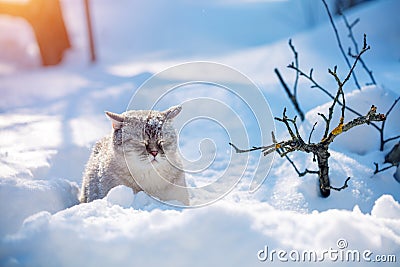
[{"x1": 80, "y1": 106, "x2": 189, "y2": 205}]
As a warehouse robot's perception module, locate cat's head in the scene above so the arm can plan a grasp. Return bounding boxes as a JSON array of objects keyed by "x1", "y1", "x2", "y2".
[{"x1": 105, "y1": 106, "x2": 181, "y2": 164}]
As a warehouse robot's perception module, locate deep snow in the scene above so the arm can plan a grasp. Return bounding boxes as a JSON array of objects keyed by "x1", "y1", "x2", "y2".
[{"x1": 0, "y1": 0, "x2": 399, "y2": 266}]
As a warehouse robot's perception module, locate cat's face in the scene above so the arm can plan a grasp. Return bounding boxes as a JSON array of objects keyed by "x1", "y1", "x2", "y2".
[{"x1": 105, "y1": 106, "x2": 181, "y2": 166}]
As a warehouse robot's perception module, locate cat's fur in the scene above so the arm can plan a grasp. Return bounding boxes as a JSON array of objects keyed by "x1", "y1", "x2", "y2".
[{"x1": 80, "y1": 106, "x2": 189, "y2": 205}]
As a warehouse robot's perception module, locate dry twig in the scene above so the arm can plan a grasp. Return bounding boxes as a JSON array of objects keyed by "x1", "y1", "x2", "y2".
[
  {"x1": 341, "y1": 11, "x2": 376, "y2": 85},
  {"x1": 322, "y1": 0, "x2": 361, "y2": 90},
  {"x1": 274, "y1": 39, "x2": 305, "y2": 121},
  {"x1": 286, "y1": 36, "x2": 398, "y2": 151},
  {"x1": 231, "y1": 38, "x2": 386, "y2": 197},
  {"x1": 231, "y1": 104, "x2": 385, "y2": 197},
  {"x1": 379, "y1": 97, "x2": 400, "y2": 150},
  {"x1": 373, "y1": 163, "x2": 396, "y2": 175}
]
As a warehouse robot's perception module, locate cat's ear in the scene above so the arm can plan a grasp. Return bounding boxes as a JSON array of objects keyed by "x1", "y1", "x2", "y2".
[
  {"x1": 105, "y1": 111, "x2": 124, "y2": 130},
  {"x1": 163, "y1": 105, "x2": 182, "y2": 120}
]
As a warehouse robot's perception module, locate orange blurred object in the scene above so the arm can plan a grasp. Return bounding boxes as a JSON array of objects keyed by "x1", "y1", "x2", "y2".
[{"x1": 0, "y1": 0, "x2": 71, "y2": 66}]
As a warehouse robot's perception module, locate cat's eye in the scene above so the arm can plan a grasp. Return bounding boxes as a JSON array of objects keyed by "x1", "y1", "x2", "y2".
[
  {"x1": 141, "y1": 140, "x2": 149, "y2": 146},
  {"x1": 157, "y1": 140, "x2": 165, "y2": 152},
  {"x1": 157, "y1": 140, "x2": 164, "y2": 146}
]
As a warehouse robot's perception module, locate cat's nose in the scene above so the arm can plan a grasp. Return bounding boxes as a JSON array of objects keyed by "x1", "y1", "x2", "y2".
[{"x1": 150, "y1": 151, "x2": 158, "y2": 157}]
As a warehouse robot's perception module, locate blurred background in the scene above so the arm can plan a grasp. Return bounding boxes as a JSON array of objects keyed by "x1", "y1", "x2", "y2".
[{"x1": 0, "y1": 0, "x2": 373, "y2": 74}]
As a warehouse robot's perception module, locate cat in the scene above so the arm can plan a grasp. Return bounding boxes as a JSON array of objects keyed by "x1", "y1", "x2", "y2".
[{"x1": 79, "y1": 105, "x2": 189, "y2": 206}]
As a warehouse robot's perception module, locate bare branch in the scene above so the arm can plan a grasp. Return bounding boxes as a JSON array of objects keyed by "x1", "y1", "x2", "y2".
[
  {"x1": 325, "y1": 67, "x2": 346, "y2": 139},
  {"x1": 325, "y1": 177, "x2": 351, "y2": 191},
  {"x1": 231, "y1": 87, "x2": 384, "y2": 198},
  {"x1": 341, "y1": 12, "x2": 376, "y2": 85},
  {"x1": 229, "y1": 132, "x2": 281, "y2": 156},
  {"x1": 233, "y1": 4, "x2": 390, "y2": 198},
  {"x1": 322, "y1": 0, "x2": 361, "y2": 89},
  {"x1": 374, "y1": 162, "x2": 397, "y2": 174},
  {"x1": 275, "y1": 108, "x2": 297, "y2": 139},
  {"x1": 386, "y1": 96, "x2": 400, "y2": 118},
  {"x1": 308, "y1": 122, "x2": 318, "y2": 144},
  {"x1": 288, "y1": 41, "x2": 396, "y2": 152},
  {"x1": 229, "y1": 143, "x2": 270, "y2": 154},
  {"x1": 324, "y1": 105, "x2": 385, "y2": 145},
  {"x1": 287, "y1": 63, "x2": 382, "y2": 132},
  {"x1": 318, "y1": 112, "x2": 328, "y2": 124},
  {"x1": 322, "y1": 36, "x2": 372, "y2": 142},
  {"x1": 343, "y1": 34, "x2": 370, "y2": 86},
  {"x1": 284, "y1": 154, "x2": 318, "y2": 177},
  {"x1": 349, "y1": 18, "x2": 360, "y2": 29},
  {"x1": 274, "y1": 39, "x2": 306, "y2": 121},
  {"x1": 274, "y1": 68, "x2": 305, "y2": 121},
  {"x1": 380, "y1": 97, "x2": 400, "y2": 150},
  {"x1": 286, "y1": 116, "x2": 303, "y2": 141},
  {"x1": 288, "y1": 64, "x2": 332, "y2": 98},
  {"x1": 289, "y1": 39, "x2": 299, "y2": 97},
  {"x1": 385, "y1": 135, "x2": 400, "y2": 144}
]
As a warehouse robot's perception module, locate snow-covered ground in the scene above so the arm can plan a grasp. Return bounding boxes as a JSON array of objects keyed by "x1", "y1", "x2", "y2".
[{"x1": 1, "y1": 0, "x2": 400, "y2": 266}]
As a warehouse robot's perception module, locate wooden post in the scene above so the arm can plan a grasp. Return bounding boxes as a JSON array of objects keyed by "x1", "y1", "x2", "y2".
[{"x1": 84, "y1": 0, "x2": 96, "y2": 63}]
